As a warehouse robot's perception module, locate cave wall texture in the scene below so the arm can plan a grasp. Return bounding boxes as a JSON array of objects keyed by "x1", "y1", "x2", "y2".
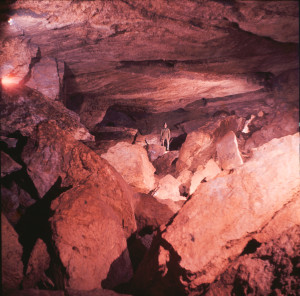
[{"x1": 0, "y1": 0, "x2": 299, "y2": 296}]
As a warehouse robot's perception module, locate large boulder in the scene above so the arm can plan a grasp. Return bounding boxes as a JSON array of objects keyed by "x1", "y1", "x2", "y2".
[
  {"x1": 50, "y1": 181, "x2": 133, "y2": 291},
  {"x1": 1, "y1": 86, "x2": 94, "y2": 141},
  {"x1": 147, "y1": 144, "x2": 166, "y2": 162},
  {"x1": 176, "y1": 116, "x2": 244, "y2": 172},
  {"x1": 1, "y1": 213, "x2": 24, "y2": 292},
  {"x1": 133, "y1": 133, "x2": 299, "y2": 295},
  {"x1": 25, "y1": 57, "x2": 61, "y2": 100},
  {"x1": 101, "y1": 142, "x2": 156, "y2": 193},
  {"x1": 153, "y1": 174, "x2": 186, "y2": 202},
  {"x1": 216, "y1": 131, "x2": 243, "y2": 170},
  {"x1": 160, "y1": 133, "x2": 299, "y2": 289},
  {"x1": 22, "y1": 121, "x2": 136, "y2": 237}
]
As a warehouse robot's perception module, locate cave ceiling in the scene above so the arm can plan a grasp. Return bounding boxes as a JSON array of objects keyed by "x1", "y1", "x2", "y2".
[{"x1": 0, "y1": 0, "x2": 298, "y2": 129}]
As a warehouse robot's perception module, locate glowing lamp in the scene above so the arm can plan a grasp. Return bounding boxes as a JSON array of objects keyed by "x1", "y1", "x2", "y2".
[
  {"x1": 8, "y1": 18, "x2": 14, "y2": 25},
  {"x1": 1, "y1": 76, "x2": 19, "y2": 86}
]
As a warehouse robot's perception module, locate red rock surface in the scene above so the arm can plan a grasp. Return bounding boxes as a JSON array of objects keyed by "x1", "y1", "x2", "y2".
[
  {"x1": 1, "y1": 151, "x2": 22, "y2": 177},
  {"x1": 50, "y1": 181, "x2": 133, "y2": 291},
  {"x1": 22, "y1": 121, "x2": 136, "y2": 235},
  {"x1": 1, "y1": 213, "x2": 24, "y2": 292},
  {"x1": 101, "y1": 142, "x2": 156, "y2": 193}
]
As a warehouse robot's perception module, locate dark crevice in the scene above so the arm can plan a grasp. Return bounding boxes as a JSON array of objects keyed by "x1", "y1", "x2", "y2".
[
  {"x1": 15, "y1": 176, "x2": 72, "y2": 288},
  {"x1": 240, "y1": 239, "x2": 262, "y2": 256}
]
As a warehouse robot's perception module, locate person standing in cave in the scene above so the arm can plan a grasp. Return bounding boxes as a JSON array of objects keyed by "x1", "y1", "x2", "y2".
[{"x1": 160, "y1": 122, "x2": 171, "y2": 151}]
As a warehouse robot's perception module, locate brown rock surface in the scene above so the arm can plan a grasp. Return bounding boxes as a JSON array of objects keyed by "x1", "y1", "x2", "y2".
[
  {"x1": 160, "y1": 133, "x2": 299, "y2": 288},
  {"x1": 50, "y1": 182, "x2": 133, "y2": 291},
  {"x1": 152, "y1": 150, "x2": 179, "y2": 176},
  {"x1": 25, "y1": 57, "x2": 61, "y2": 100},
  {"x1": 1, "y1": 151, "x2": 22, "y2": 177},
  {"x1": 147, "y1": 144, "x2": 166, "y2": 162},
  {"x1": 101, "y1": 142, "x2": 156, "y2": 193},
  {"x1": 207, "y1": 225, "x2": 300, "y2": 296},
  {"x1": 1, "y1": 86, "x2": 94, "y2": 141},
  {"x1": 1, "y1": 213, "x2": 24, "y2": 292},
  {"x1": 216, "y1": 131, "x2": 243, "y2": 170},
  {"x1": 22, "y1": 121, "x2": 136, "y2": 237},
  {"x1": 22, "y1": 239, "x2": 50, "y2": 289}
]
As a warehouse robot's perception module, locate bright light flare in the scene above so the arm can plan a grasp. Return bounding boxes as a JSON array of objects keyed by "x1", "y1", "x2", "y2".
[
  {"x1": 8, "y1": 18, "x2": 14, "y2": 26},
  {"x1": 1, "y1": 76, "x2": 19, "y2": 86}
]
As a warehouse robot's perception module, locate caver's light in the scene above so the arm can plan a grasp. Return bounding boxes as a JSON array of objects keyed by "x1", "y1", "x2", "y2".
[
  {"x1": 1, "y1": 76, "x2": 19, "y2": 86},
  {"x1": 8, "y1": 18, "x2": 14, "y2": 26}
]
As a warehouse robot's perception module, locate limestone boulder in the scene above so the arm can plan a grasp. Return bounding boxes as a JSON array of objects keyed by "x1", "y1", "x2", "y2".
[
  {"x1": 147, "y1": 144, "x2": 166, "y2": 162},
  {"x1": 25, "y1": 57, "x2": 61, "y2": 100},
  {"x1": 22, "y1": 121, "x2": 136, "y2": 237},
  {"x1": 152, "y1": 151, "x2": 179, "y2": 176},
  {"x1": 189, "y1": 159, "x2": 221, "y2": 195},
  {"x1": 22, "y1": 239, "x2": 50, "y2": 289},
  {"x1": 50, "y1": 181, "x2": 133, "y2": 291},
  {"x1": 1, "y1": 86, "x2": 94, "y2": 141},
  {"x1": 177, "y1": 169, "x2": 193, "y2": 196},
  {"x1": 153, "y1": 174, "x2": 186, "y2": 202},
  {"x1": 101, "y1": 142, "x2": 156, "y2": 193},
  {"x1": 176, "y1": 116, "x2": 244, "y2": 172},
  {"x1": 1, "y1": 213, "x2": 24, "y2": 292},
  {"x1": 216, "y1": 131, "x2": 243, "y2": 170},
  {"x1": 1, "y1": 151, "x2": 22, "y2": 177},
  {"x1": 160, "y1": 133, "x2": 299, "y2": 289}
]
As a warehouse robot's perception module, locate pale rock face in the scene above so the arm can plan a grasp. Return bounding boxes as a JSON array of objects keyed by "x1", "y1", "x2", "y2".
[
  {"x1": 1, "y1": 151, "x2": 22, "y2": 177},
  {"x1": 189, "y1": 159, "x2": 221, "y2": 195},
  {"x1": 25, "y1": 57, "x2": 60, "y2": 100},
  {"x1": 176, "y1": 116, "x2": 244, "y2": 172},
  {"x1": 161, "y1": 133, "x2": 300, "y2": 287},
  {"x1": 153, "y1": 174, "x2": 186, "y2": 202},
  {"x1": 50, "y1": 182, "x2": 133, "y2": 290},
  {"x1": 22, "y1": 239, "x2": 50, "y2": 289},
  {"x1": 1, "y1": 214, "x2": 24, "y2": 292},
  {"x1": 216, "y1": 131, "x2": 243, "y2": 170},
  {"x1": 101, "y1": 142, "x2": 156, "y2": 193}
]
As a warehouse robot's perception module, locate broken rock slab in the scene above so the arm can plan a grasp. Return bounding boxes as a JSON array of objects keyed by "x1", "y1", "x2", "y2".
[
  {"x1": 153, "y1": 174, "x2": 186, "y2": 202},
  {"x1": 101, "y1": 142, "x2": 156, "y2": 193},
  {"x1": 147, "y1": 144, "x2": 166, "y2": 162},
  {"x1": 216, "y1": 131, "x2": 243, "y2": 170}
]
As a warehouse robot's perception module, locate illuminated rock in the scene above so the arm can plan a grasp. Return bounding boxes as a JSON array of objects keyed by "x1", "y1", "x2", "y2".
[
  {"x1": 216, "y1": 131, "x2": 243, "y2": 170},
  {"x1": 153, "y1": 174, "x2": 185, "y2": 202},
  {"x1": 101, "y1": 142, "x2": 156, "y2": 193},
  {"x1": 25, "y1": 57, "x2": 61, "y2": 100},
  {"x1": 176, "y1": 116, "x2": 244, "y2": 172},
  {"x1": 1, "y1": 214, "x2": 23, "y2": 292},
  {"x1": 147, "y1": 144, "x2": 166, "y2": 162},
  {"x1": 161, "y1": 133, "x2": 299, "y2": 288},
  {"x1": 50, "y1": 181, "x2": 133, "y2": 290}
]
